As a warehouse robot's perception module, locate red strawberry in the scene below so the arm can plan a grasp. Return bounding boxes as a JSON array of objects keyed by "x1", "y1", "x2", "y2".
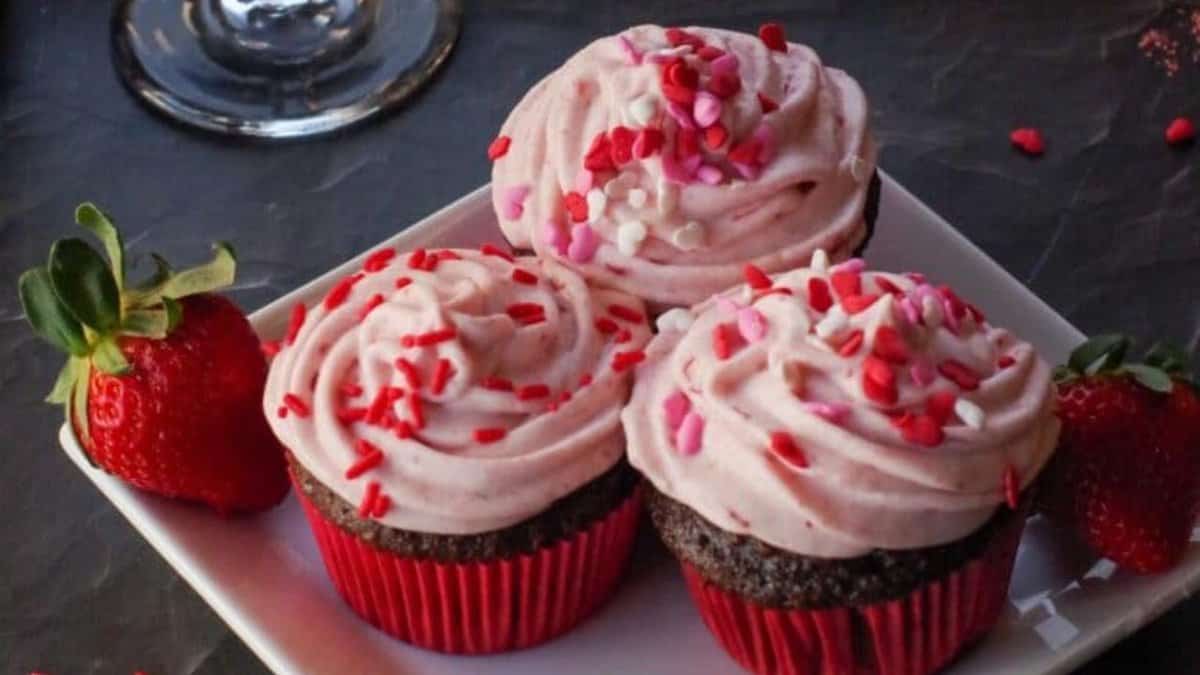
[
  {"x1": 19, "y1": 203, "x2": 288, "y2": 514},
  {"x1": 1039, "y1": 335, "x2": 1200, "y2": 574}
]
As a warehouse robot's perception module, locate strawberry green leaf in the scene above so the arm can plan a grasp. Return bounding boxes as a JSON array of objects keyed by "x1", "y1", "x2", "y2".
[
  {"x1": 91, "y1": 337, "x2": 131, "y2": 375},
  {"x1": 121, "y1": 307, "x2": 170, "y2": 338},
  {"x1": 1145, "y1": 342, "x2": 1192, "y2": 375},
  {"x1": 158, "y1": 242, "x2": 236, "y2": 300},
  {"x1": 75, "y1": 203, "x2": 125, "y2": 291},
  {"x1": 18, "y1": 267, "x2": 89, "y2": 356},
  {"x1": 72, "y1": 357, "x2": 92, "y2": 445},
  {"x1": 45, "y1": 357, "x2": 83, "y2": 404},
  {"x1": 48, "y1": 238, "x2": 121, "y2": 333},
  {"x1": 162, "y1": 296, "x2": 182, "y2": 332},
  {"x1": 1124, "y1": 364, "x2": 1173, "y2": 394},
  {"x1": 1068, "y1": 334, "x2": 1129, "y2": 375}
]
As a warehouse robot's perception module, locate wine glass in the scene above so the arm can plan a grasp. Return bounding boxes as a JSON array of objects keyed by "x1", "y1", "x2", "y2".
[{"x1": 112, "y1": 0, "x2": 462, "y2": 138}]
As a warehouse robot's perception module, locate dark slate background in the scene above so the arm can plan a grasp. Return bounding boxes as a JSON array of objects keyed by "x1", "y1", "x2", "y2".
[{"x1": 2, "y1": 1, "x2": 1198, "y2": 673}]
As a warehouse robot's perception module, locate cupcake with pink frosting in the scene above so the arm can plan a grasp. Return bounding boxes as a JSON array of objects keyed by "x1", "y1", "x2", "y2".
[
  {"x1": 623, "y1": 253, "x2": 1059, "y2": 674},
  {"x1": 489, "y1": 23, "x2": 879, "y2": 310},
  {"x1": 264, "y1": 245, "x2": 650, "y2": 653}
]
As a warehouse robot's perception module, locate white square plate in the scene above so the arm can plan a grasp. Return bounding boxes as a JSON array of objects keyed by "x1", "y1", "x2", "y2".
[{"x1": 59, "y1": 175, "x2": 1200, "y2": 675}]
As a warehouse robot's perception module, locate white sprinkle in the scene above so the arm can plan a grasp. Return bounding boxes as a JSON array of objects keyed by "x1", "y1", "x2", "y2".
[
  {"x1": 616, "y1": 220, "x2": 648, "y2": 255},
  {"x1": 628, "y1": 95, "x2": 657, "y2": 126},
  {"x1": 1084, "y1": 559, "x2": 1118, "y2": 581},
  {"x1": 810, "y1": 248, "x2": 829, "y2": 273},
  {"x1": 671, "y1": 221, "x2": 706, "y2": 251},
  {"x1": 627, "y1": 188, "x2": 648, "y2": 209},
  {"x1": 921, "y1": 295, "x2": 943, "y2": 328},
  {"x1": 586, "y1": 188, "x2": 608, "y2": 223},
  {"x1": 954, "y1": 398, "x2": 985, "y2": 430},
  {"x1": 657, "y1": 177, "x2": 678, "y2": 216},
  {"x1": 814, "y1": 306, "x2": 848, "y2": 339},
  {"x1": 656, "y1": 308, "x2": 695, "y2": 333},
  {"x1": 1034, "y1": 614, "x2": 1080, "y2": 651}
]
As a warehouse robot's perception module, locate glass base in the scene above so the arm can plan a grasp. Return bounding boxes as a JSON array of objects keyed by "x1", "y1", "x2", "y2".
[{"x1": 112, "y1": 0, "x2": 461, "y2": 138}]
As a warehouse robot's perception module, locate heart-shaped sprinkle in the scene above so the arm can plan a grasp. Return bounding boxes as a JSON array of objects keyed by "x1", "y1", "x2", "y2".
[
  {"x1": 710, "y1": 52, "x2": 739, "y2": 76},
  {"x1": 737, "y1": 307, "x2": 769, "y2": 343},
  {"x1": 703, "y1": 123, "x2": 728, "y2": 150},
  {"x1": 567, "y1": 223, "x2": 600, "y2": 263},
  {"x1": 925, "y1": 391, "x2": 957, "y2": 425},
  {"x1": 610, "y1": 126, "x2": 636, "y2": 165},
  {"x1": 807, "y1": 277, "x2": 833, "y2": 312},
  {"x1": 563, "y1": 191, "x2": 588, "y2": 222},
  {"x1": 500, "y1": 184, "x2": 531, "y2": 220},
  {"x1": 872, "y1": 326, "x2": 910, "y2": 364},
  {"x1": 1165, "y1": 116, "x2": 1195, "y2": 145},
  {"x1": 757, "y1": 92, "x2": 779, "y2": 114},
  {"x1": 667, "y1": 101, "x2": 697, "y2": 129},
  {"x1": 707, "y1": 71, "x2": 742, "y2": 99},
  {"x1": 900, "y1": 414, "x2": 944, "y2": 447},
  {"x1": 758, "y1": 22, "x2": 788, "y2": 52},
  {"x1": 616, "y1": 220, "x2": 648, "y2": 255},
  {"x1": 633, "y1": 127, "x2": 665, "y2": 158},
  {"x1": 1009, "y1": 127, "x2": 1045, "y2": 156},
  {"x1": 663, "y1": 390, "x2": 691, "y2": 429},
  {"x1": 487, "y1": 135, "x2": 511, "y2": 161},
  {"x1": 672, "y1": 221, "x2": 705, "y2": 250},
  {"x1": 830, "y1": 270, "x2": 861, "y2": 298},
  {"x1": 693, "y1": 92, "x2": 723, "y2": 128},
  {"x1": 628, "y1": 94, "x2": 657, "y2": 126},
  {"x1": 675, "y1": 411, "x2": 705, "y2": 455}
]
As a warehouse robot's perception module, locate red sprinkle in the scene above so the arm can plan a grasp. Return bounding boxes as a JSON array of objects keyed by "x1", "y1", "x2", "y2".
[
  {"x1": 703, "y1": 123, "x2": 729, "y2": 150},
  {"x1": 363, "y1": 248, "x2": 396, "y2": 273},
  {"x1": 874, "y1": 276, "x2": 904, "y2": 296},
  {"x1": 394, "y1": 357, "x2": 422, "y2": 389},
  {"x1": 830, "y1": 270, "x2": 861, "y2": 298},
  {"x1": 608, "y1": 303, "x2": 644, "y2": 323},
  {"x1": 416, "y1": 327, "x2": 458, "y2": 346},
  {"x1": 1010, "y1": 128, "x2": 1045, "y2": 156},
  {"x1": 474, "y1": 427, "x2": 507, "y2": 444},
  {"x1": 506, "y1": 302, "x2": 545, "y2": 319},
  {"x1": 1004, "y1": 466, "x2": 1021, "y2": 509},
  {"x1": 862, "y1": 355, "x2": 898, "y2": 405},
  {"x1": 337, "y1": 407, "x2": 367, "y2": 425},
  {"x1": 872, "y1": 326, "x2": 910, "y2": 364},
  {"x1": 481, "y1": 243, "x2": 515, "y2": 262},
  {"x1": 261, "y1": 340, "x2": 281, "y2": 358},
  {"x1": 372, "y1": 494, "x2": 392, "y2": 518},
  {"x1": 698, "y1": 45, "x2": 725, "y2": 61},
  {"x1": 743, "y1": 264, "x2": 772, "y2": 290},
  {"x1": 285, "y1": 303, "x2": 307, "y2": 345},
  {"x1": 365, "y1": 388, "x2": 393, "y2": 425},
  {"x1": 595, "y1": 317, "x2": 619, "y2": 334},
  {"x1": 340, "y1": 382, "x2": 364, "y2": 398},
  {"x1": 393, "y1": 420, "x2": 413, "y2": 439},
  {"x1": 584, "y1": 131, "x2": 615, "y2": 172},
  {"x1": 283, "y1": 393, "x2": 310, "y2": 418},
  {"x1": 517, "y1": 383, "x2": 551, "y2": 400},
  {"x1": 754, "y1": 287, "x2": 794, "y2": 301},
  {"x1": 563, "y1": 191, "x2": 589, "y2": 222},
  {"x1": 430, "y1": 358, "x2": 453, "y2": 395},
  {"x1": 757, "y1": 92, "x2": 779, "y2": 114},
  {"x1": 511, "y1": 268, "x2": 539, "y2": 285},
  {"x1": 838, "y1": 330, "x2": 865, "y2": 357},
  {"x1": 728, "y1": 138, "x2": 760, "y2": 164},
  {"x1": 357, "y1": 481, "x2": 381, "y2": 517},
  {"x1": 615, "y1": 328, "x2": 633, "y2": 344},
  {"x1": 807, "y1": 278, "x2": 834, "y2": 312},
  {"x1": 665, "y1": 27, "x2": 705, "y2": 49},
  {"x1": 356, "y1": 293, "x2": 384, "y2": 321},
  {"x1": 662, "y1": 81, "x2": 697, "y2": 105},
  {"x1": 998, "y1": 355, "x2": 1017, "y2": 369},
  {"x1": 769, "y1": 431, "x2": 808, "y2": 468},
  {"x1": 712, "y1": 322, "x2": 736, "y2": 360},
  {"x1": 758, "y1": 22, "x2": 788, "y2": 52},
  {"x1": 901, "y1": 414, "x2": 945, "y2": 447},
  {"x1": 664, "y1": 60, "x2": 700, "y2": 90},
  {"x1": 634, "y1": 127, "x2": 665, "y2": 158},
  {"x1": 707, "y1": 71, "x2": 741, "y2": 99},
  {"x1": 420, "y1": 253, "x2": 439, "y2": 272},
  {"x1": 408, "y1": 395, "x2": 425, "y2": 429},
  {"x1": 395, "y1": 276, "x2": 413, "y2": 290},
  {"x1": 400, "y1": 334, "x2": 416, "y2": 348},
  {"x1": 407, "y1": 248, "x2": 428, "y2": 269},
  {"x1": 481, "y1": 376, "x2": 514, "y2": 391},
  {"x1": 277, "y1": 406, "x2": 288, "y2": 418},
  {"x1": 926, "y1": 391, "x2": 958, "y2": 425},
  {"x1": 434, "y1": 250, "x2": 462, "y2": 263},
  {"x1": 323, "y1": 273, "x2": 363, "y2": 310},
  {"x1": 345, "y1": 448, "x2": 384, "y2": 480},
  {"x1": 354, "y1": 438, "x2": 381, "y2": 456},
  {"x1": 612, "y1": 350, "x2": 646, "y2": 372},
  {"x1": 518, "y1": 313, "x2": 546, "y2": 326},
  {"x1": 938, "y1": 359, "x2": 981, "y2": 391},
  {"x1": 579, "y1": 373, "x2": 593, "y2": 387},
  {"x1": 610, "y1": 126, "x2": 636, "y2": 166},
  {"x1": 487, "y1": 135, "x2": 512, "y2": 161},
  {"x1": 675, "y1": 127, "x2": 700, "y2": 159},
  {"x1": 842, "y1": 294, "x2": 881, "y2": 315},
  {"x1": 1166, "y1": 117, "x2": 1195, "y2": 145}
]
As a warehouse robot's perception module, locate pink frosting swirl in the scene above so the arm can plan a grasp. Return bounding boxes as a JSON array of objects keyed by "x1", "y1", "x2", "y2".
[
  {"x1": 264, "y1": 248, "x2": 651, "y2": 534},
  {"x1": 623, "y1": 255, "x2": 1060, "y2": 557},
  {"x1": 490, "y1": 24, "x2": 876, "y2": 308}
]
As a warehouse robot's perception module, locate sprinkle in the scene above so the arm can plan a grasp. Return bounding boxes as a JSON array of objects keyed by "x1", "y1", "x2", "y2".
[
  {"x1": 805, "y1": 401, "x2": 850, "y2": 425},
  {"x1": 400, "y1": 335, "x2": 416, "y2": 348},
  {"x1": 501, "y1": 185, "x2": 531, "y2": 220},
  {"x1": 584, "y1": 131, "x2": 615, "y2": 171},
  {"x1": 408, "y1": 395, "x2": 425, "y2": 429},
  {"x1": 563, "y1": 191, "x2": 589, "y2": 222},
  {"x1": 1010, "y1": 128, "x2": 1045, "y2": 156},
  {"x1": 577, "y1": 374, "x2": 593, "y2": 389},
  {"x1": 371, "y1": 494, "x2": 392, "y2": 518},
  {"x1": 998, "y1": 355, "x2": 1017, "y2": 369},
  {"x1": 874, "y1": 276, "x2": 903, "y2": 296},
  {"x1": 616, "y1": 220, "x2": 648, "y2": 255},
  {"x1": 406, "y1": 248, "x2": 428, "y2": 270},
  {"x1": 693, "y1": 91, "x2": 723, "y2": 128},
  {"x1": 394, "y1": 358, "x2": 422, "y2": 389},
  {"x1": 633, "y1": 128, "x2": 665, "y2": 158},
  {"x1": 394, "y1": 276, "x2": 413, "y2": 290},
  {"x1": 832, "y1": 258, "x2": 866, "y2": 274},
  {"x1": 769, "y1": 431, "x2": 808, "y2": 468},
  {"x1": 710, "y1": 51, "x2": 739, "y2": 75},
  {"x1": 675, "y1": 411, "x2": 705, "y2": 455},
  {"x1": 356, "y1": 293, "x2": 384, "y2": 321},
  {"x1": 696, "y1": 164, "x2": 724, "y2": 185},
  {"x1": 357, "y1": 481, "x2": 381, "y2": 516},
  {"x1": 703, "y1": 123, "x2": 728, "y2": 150},
  {"x1": 609, "y1": 304, "x2": 645, "y2": 323},
  {"x1": 899, "y1": 297, "x2": 921, "y2": 325},
  {"x1": 542, "y1": 221, "x2": 569, "y2": 256},
  {"x1": 842, "y1": 294, "x2": 881, "y2": 315},
  {"x1": 1166, "y1": 117, "x2": 1195, "y2": 145},
  {"x1": 758, "y1": 22, "x2": 788, "y2": 52},
  {"x1": 757, "y1": 92, "x2": 779, "y2": 113},
  {"x1": 420, "y1": 254, "x2": 439, "y2": 272},
  {"x1": 900, "y1": 414, "x2": 944, "y2": 447},
  {"x1": 283, "y1": 393, "x2": 310, "y2": 418},
  {"x1": 814, "y1": 307, "x2": 848, "y2": 339},
  {"x1": 416, "y1": 327, "x2": 457, "y2": 346},
  {"x1": 862, "y1": 355, "x2": 898, "y2": 405},
  {"x1": 810, "y1": 248, "x2": 830, "y2": 273},
  {"x1": 938, "y1": 359, "x2": 981, "y2": 391},
  {"x1": 261, "y1": 340, "x2": 281, "y2": 358},
  {"x1": 837, "y1": 330, "x2": 865, "y2": 357},
  {"x1": 921, "y1": 295, "x2": 943, "y2": 327},
  {"x1": 610, "y1": 126, "x2": 636, "y2": 165},
  {"x1": 430, "y1": 358, "x2": 453, "y2": 395},
  {"x1": 671, "y1": 221, "x2": 705, "y2": 250},
  {"x1": 664, "y1": 59, "x2": 700, "y2": 89},
  {"x1": 595, "y1": 317, "x2": 619, "y2": 334},
  {"x1": 806, "y1": 278, "x2": 834, "y2": 312},
  {"x1": 663, "y1": 390, "x2": 691, "y2": 429},
  {"x1": 708, "y1": 71, "x2": 741, "y2": 99},
  {"x1": 391, "y1": 419, "x2": 413, "y2": 439},
  {"x1": 611, "y1": 349, "x2": 646, "y2": 372},
  {"x1": 365, "y1": 388, "x2": 393, "y2": 425},
  {"x1": 340, "y1": 382, "x2": 364, "y2": 398},
  {"x1": 363, "y1": 248, "x2": 396, "y2": 272},
  {"x1": 511, "y1": 268, "x2": 539, "y2": 285},
  {"x1": 487, "y1": 135, "x2": 512, "y2": 160},
  {"x1": 624, "y1": 189, "x2": 648, "y2": 210},
  {"x1": 277, "y1": 406, "x2": 288, "y2": 418},
  {"x1": 910, "y1": 359, "x2": 937, "y2": 387},
  {"x1": 474, "y1": 427, "x2": 507, "y2": 444},
  {"x1": 954, "y1": 398, "x2": 985, "y2": 430},
  {"x1": 925, "y1": 391, "x2": 957, "y2": 425},
  {"x1": 480, "y1": 243, "x2": 514, "y2": 262},
  {"x1": 323, "y1": 273, "x2": 362, "y2": 310},
  {"x1": 743, "y1": 264, "x2": 772, "y2": 290},
  {"x1": 616, "y1": 34, "x2": 643, "y2": 65},
  {"x1": 615, "y1": 328, "x2": 633, "y2": 344},
  {"x1": 337, "y1": 407, "x2": 367, "y2": 425},
  {"x1": 712, "y1": 322, "x2": 737, "y2": 360},
  {"x1": 665, "y1": 27, "x2": 705, "y2": 49},
  {"x1": 568, "y1": 223, "x2": 601, "y2": 263},
  {"x1": 667, "y1": 101, "x2": 697, "y2": 129},
  {"x1": 517, "y1": 384, "x2": 550, "y2": 400},
  {"x1": 754, "y1": 287, "x2": 793, "y2": 301},
  {"x1": 656, "y1": 307, "x2": 695, "y2": 333},
  {"x1": 481, "y1": 376, "x2": 513, "y2": 391},
  {"x1": 1004, "y1": 466, "x2": 1020, "y2": 509},
  {"x1": 737, "y1": 307, "x2": 769, "y2": 343},
  {"x1": 345, "y1": 447, "x2": 384, "y2": 480},
  {"x1": 830, "y1": 270, "x2": 861, "y2": 298},
  {"x1": 872, "y1": 326, "x2": 910, "y2": 364}
]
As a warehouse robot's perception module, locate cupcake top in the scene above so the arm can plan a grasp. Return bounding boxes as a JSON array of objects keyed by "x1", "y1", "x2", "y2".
[
  {"x1": 265, "y1": 246, "x2": 651, "y2": 535},
  {"x1": 623, "y1": 253, "x2": 1060, "y2": 558},
  {"x1": 490, "y1": 24, "x2": 876, "y2": 309}
]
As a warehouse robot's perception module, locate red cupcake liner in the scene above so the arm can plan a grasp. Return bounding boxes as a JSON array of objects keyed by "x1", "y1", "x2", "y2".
[
  {"x1": 680, "y1": 510, "x2": 1026, "y2": 675},
  {"x1": 295, "y1": 482, "x2": 642, "y2": 654}
]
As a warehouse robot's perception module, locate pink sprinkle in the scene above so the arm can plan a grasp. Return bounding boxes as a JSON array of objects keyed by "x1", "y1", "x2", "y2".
[
  {"x1": 661, "y1": 150, "x2": 695, "y2": 184},
  {"x1": 667, "y1": 101, "x2": 696, "y2": 129},
  {"x1": 543, "y1": 221, "x2": 569, "y2": 256},
  {"x1": 910, "y1": 359, "x2": 936, "y2": 387},
  {"x1": 501, "y1": 184, "x2": 530, "y2": 220},
  {"x1": 616, "y1": 34, "x2": 643, "y2": 65},
  {"x1": 710, "y1": 53, "x2": 739, "y2": 76},
  {"x1": 731, "y1": 161, "x2": 760, "y2": 181},
  {"x1": 675, "y1": 411, "x2": 705, "y2": 456},
  {"x1": 693, "y1": 92, "x2": 723, "y2": 128},
  {"x1": 752, "y1": 123, "x2": 777, "y2": 164},
  {"x1": 568, "y1": 223, "x2": 600, "y2": 263},
  {"x1": 942, "y1": 297, "x2": 961, "y2": 333},
  {"x1": 663, "y1": 390, "x2": 691, "y2": 429},
  {"x1": 696, "y1": 164, "x2": 724, "y2": 185},
  {"x1": 899, "y1": 296, "x2": 921, "y2": 325},
  {"x1": 832, "y1": 258, "x2": 866, "y2": 274},
  {"x1": 805, "y1": 402, "x2": 850, "y2": 425},
  {"x1": 574, "y1": 169, "x2": 594, "y2": 194},
  {"x1": 737, "y1": 307, "x2": 768, "y2": 343},
  {"x1": 716, "y1": 296, "x2": 743, "y2": 315}
]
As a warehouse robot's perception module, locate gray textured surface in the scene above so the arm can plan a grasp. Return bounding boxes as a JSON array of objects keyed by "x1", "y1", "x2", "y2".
[{"x1": 2, "y1": 1, "x2": 1198, "y2": 673}]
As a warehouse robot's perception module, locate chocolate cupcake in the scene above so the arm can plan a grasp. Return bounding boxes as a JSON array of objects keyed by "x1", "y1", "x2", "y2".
[
  {"x1": 264, "y1": 246, "x2": 651, "y2": 653},
  {"x1": 490, "y1": 24, "x2": 879, "y2": 310},
  {"x1": 623, "y1": 252, "x2": 1060, "y2": 674}
]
